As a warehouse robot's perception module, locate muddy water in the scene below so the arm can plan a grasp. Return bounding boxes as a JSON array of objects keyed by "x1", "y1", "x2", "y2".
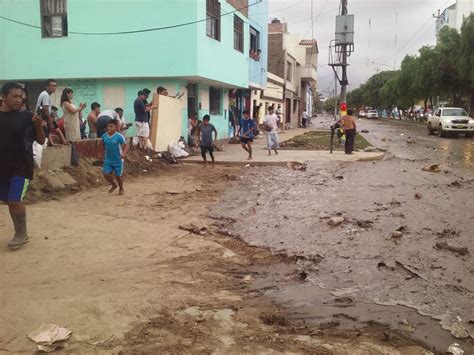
[{"x1": 213, "y1": 117, "x2": 474, "y2": 353}]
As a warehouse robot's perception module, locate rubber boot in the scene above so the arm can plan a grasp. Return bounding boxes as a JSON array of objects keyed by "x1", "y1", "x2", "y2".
[{"x1": 8, "y1": 214, "x2": 29, "y2": 250}]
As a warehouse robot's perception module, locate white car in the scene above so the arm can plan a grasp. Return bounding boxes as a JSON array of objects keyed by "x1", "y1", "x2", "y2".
[
  {"x1": 367, "y1": 110, "x2": 378, "y2": 119},
  {"x1": 427, "y1": 107, "x2": 474, "y2": 138}
]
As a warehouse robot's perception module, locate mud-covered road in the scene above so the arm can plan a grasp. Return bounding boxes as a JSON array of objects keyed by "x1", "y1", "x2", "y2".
[{"x1": 213, "y1": 116, "x2": 474, "y2": 353}]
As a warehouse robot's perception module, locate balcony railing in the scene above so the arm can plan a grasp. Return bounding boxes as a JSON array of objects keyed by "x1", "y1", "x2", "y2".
[{"x1": 300, "y1": 64, "x2": 317, "y2": 82}]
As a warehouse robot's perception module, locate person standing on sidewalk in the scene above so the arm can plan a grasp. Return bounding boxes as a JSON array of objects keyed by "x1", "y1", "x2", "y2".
[
  {"x1": 263, "y1": 106, "x2": 279, "y2": 156},
  {"x1": 198, "y1": 115, "x2": 217, "y2": 167},
  {"x1": 0, "y1": 82, "x2": 46, "y2": 250},
  {"x1": 342, "y1": 108, "x2": 357, "y2": 154},
  {"x1": 237, "y1": 110, "x2": 255, "y2": 160}
]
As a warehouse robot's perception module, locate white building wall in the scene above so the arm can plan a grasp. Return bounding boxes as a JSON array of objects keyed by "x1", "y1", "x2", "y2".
[{"x1": 456, "y1": 0, "x2": 474, "y2": 30}]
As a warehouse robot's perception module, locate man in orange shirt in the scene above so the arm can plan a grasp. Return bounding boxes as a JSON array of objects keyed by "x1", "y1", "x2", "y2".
[{"x1": 342, "y1": 108, "x2": 357, "y2": 154}]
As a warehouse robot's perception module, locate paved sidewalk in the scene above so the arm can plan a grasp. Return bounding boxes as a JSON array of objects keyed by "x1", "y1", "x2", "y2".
[{"x1": 185, "y1": 127, "x2": 384, "y2": 165}]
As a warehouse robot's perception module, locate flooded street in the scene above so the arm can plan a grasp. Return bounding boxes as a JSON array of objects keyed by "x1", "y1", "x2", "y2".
[{"x1": 213, "y1": 116, "x2": 474, "y2": 353}]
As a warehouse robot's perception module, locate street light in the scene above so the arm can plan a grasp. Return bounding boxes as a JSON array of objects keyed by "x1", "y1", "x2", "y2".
[{"x1": 370, "y1": 61, "x2": 396, "y2": 70}]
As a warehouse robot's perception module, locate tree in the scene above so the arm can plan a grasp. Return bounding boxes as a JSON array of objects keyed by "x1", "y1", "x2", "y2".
[{"x1": 459, "y1": 14, "x2": 474, "y2": 115}]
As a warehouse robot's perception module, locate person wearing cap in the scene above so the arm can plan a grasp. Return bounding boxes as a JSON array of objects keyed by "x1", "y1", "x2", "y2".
[{"x1": 134, "y1": 90, "x2": 156, "y2": 151}]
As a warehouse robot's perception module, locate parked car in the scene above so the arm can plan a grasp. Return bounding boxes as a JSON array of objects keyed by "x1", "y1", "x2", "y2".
[
  {"x1": 367, "y1": 110, "x2": 378, "y2": 119},
  {"x1": 358, "y1": 110, "x2": 367, "y2": 118},
  {"x1": 427, "y1": 107, "x2": 474, "y2": 138}
]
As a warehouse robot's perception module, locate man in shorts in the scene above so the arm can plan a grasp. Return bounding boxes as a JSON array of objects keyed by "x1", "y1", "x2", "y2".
[
  {"x1": 0, "y1": 82, "x2": 46, "y2": 250},
  {"x1": 87, "y1": 102, "x2": 101, "y2": 139},
  {"x1": 134, "y1": 90, "x2": 155, "y2": 151},
  {"x1": 198, "y1": 115, "x2": 217, "y2": 166},
  {"x1": 263, "y1": 106, "x2": 280, "y2": 155},
  {"x1": 237, "y1": 110, "x2": 255, "y2": 160}
]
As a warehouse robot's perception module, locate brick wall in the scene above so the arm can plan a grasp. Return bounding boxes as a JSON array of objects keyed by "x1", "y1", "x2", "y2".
[
  {"x1": 268, "y1": 21, "x2": 287, "y2": 33},
  {"x1": 268, "y1": 33, "x2": 284, "y2": 78},
  {"x1": 226, "y1": 0, "x2": 248, "y2": 17}
]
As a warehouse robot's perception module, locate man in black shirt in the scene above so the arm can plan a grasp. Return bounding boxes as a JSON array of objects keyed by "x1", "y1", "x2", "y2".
[{"x1": 0, "y1": 82, "x2": 45, "y2": 250}]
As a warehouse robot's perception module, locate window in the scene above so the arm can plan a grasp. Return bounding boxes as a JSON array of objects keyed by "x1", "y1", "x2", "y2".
[
  {"x1": 209, "y1": 87, "x2": 221, "y2": 115},
  {"x1": 40, "y1": 0, "x2": 68, "y2": 38},
  {"x1": 234, "y1": 15, "x2": 244, "y2": 52},
  {"x1": 206, "y1": 0, "x2": 221, "y2": 41},
  {"x1": 286, "y1": 61, "x2": 293, "y2": 82},
  {"x1": 250, "y1": 27, "x2": 259, "y2": 52}
]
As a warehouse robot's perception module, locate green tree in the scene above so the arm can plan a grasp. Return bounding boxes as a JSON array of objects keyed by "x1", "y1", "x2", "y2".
[{"x1": 459, "y1": 14, "x2": 474, "y2": 115}]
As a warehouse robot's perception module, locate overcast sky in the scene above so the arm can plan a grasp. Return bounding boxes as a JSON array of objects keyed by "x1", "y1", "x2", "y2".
[{"x1": 267, "y1": 0, "x2": 455, "y2": 97}]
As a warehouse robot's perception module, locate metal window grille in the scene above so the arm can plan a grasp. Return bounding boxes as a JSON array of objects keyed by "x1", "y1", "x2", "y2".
[
  {"x1": 250, "y1": 26, "x2": 259, "y2": 52},
  {"x1": 233, "y1": 15, "x2": 243, "y2": 52},
  {"x1": 40, "y1": 0, "x2": 68, "y2": 38},
  {"x1": 206, "y1": 0, "x2": 221, "y2": 41},
  {"x1": 209, "y1": 87, "x2": 221, "y2": 115}
]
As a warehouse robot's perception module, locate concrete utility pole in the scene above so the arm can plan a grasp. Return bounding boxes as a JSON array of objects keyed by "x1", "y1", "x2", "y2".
[{"x1": 339, "y1": 0, "x2": 348, "y2": 103}]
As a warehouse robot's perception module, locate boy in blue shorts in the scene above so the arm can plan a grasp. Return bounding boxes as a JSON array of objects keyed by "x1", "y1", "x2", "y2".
[
  {"x1": 101, "y1": 119, "x2": 129, "y2": 195},
  {"x1": 237, "y1": 110, "x2": 255, "y2": 160},
  {"x1": 1, "y1": 82, "x2": 46, "y2": 250}
]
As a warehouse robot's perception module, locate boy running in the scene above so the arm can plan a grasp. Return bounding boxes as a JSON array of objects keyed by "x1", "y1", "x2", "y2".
[
  {"x1": 198, "y1": 115, "x2": 217, "y2": 166},
  {"x1": 101, "y1": 119, "x2": 129, "y2": 195},
  {"x1": 1, "y1": 82, "x2": 46, "y2": 250},
  {"x1": 237, "y1": 110, "x2": 255, "y2": 160}
]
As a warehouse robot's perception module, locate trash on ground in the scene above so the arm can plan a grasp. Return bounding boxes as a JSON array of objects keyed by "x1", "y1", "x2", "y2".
[
  {"x1": 360, "y1": 129, "x2": 369, "y2": 133},
  {"x1": 328, "y1": 217, "x2": 345, "y2": 227},
  {"x1": 178, "y1": 222, "x2": 208, "y2": 235},
  {"x1": 435, "y1": 241, "x2": 469, "y2": 256},
  {"x1": 287, "y1": 162, "x2": 307, "y2": 171},
  {"x1": 168, "y1": 141, "x2": 189, "y2": 158},
  {"x1": 242, "y1": 275, "x2": 253, "y2": 283},
  {"x1": 450, "y1": 323, "x2": 470, "y2": 339},
  {"x1": 364, "y1": 146, "x2": 377, "y2": 152},
  {"x1": 391, "y1": 231, "x2": 403, "y2": 238},
  {"x1": 333, "y1": 175, "x2": 344, "y2": 180},
  {"x1": 28, "y1": 324, "x2": 72, "y2": 353},
  {"x1": 447, "y1": 343, "x2": 465, "y2": 354},
  {"x1": 414, "y1": 192, "x2": 422, "y2": 200},
  {"x1": 422, "y1": 164, "x2": 441, "y2": 173}
]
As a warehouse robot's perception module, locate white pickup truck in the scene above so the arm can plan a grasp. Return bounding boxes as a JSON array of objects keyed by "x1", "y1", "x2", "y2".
[{"x1": 427, "y1": 107, "x2": 474, "y2": 138}]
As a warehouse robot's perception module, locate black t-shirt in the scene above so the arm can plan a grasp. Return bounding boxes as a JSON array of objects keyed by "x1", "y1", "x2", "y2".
[{"x1": 0, "y1": 110, "x2": 37, "y2": 179}]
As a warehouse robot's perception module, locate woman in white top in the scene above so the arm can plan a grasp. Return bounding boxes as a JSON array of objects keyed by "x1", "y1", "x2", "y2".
[{"x1": 60, "y1": 88, "x2": 85, "y2": 142}]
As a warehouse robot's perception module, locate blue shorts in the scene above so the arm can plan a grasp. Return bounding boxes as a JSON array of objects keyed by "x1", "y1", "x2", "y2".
[
  {"x1": 103, "y1": 161, "x2": 124, "y2": 177},
  {"x1": 0, "y1": 176, "x2": 30, "y2": 202}
]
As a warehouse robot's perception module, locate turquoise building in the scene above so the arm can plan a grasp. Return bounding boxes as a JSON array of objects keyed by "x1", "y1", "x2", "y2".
[{"x1": 0, "y1": 0, "x2": 268, "y2": 139}]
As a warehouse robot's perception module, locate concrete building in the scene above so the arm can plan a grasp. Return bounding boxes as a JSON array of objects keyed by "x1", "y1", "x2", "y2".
[
  {"x1": 0, "y1": 0, "x2": 268, "y2": 139},
  {"x1": 435, "y1": 0, "x2": 473, "y2": 41},
  {"x1": 266, "y1": 19, "x2": 318, "y2": 129}
]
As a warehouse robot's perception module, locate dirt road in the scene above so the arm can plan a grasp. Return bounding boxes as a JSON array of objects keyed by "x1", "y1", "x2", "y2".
[
  {"x1": 213, "y1": 116, "x2": 474, "y2": 353},
  {"x1": 1, "y1": 162, "x2": 432, "y2": 354}
]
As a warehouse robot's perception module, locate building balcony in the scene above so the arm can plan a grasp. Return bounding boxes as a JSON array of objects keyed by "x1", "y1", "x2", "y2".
[{"x1": 300, "y1": 64, "x2": 317, "y2": 82}]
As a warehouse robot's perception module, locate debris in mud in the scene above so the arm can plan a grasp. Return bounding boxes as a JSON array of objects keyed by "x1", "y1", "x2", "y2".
[
  {"x1": 242, "y1": 275, "x2": 253, "y2": 284},
  {"x1": 287, "y1": 162, "x2": 307, "y2": 171},
  {"x1": 399, "y1": 319, "x2": 415, "y2": 332},
  {"x1": 333, "y1": 174, "x2": 344, "y2": 180},
  {"x1": 364, "y1": 146, "x2": 378, "y2": 152},
  {"x1": 318, "y1": 212, "x2": 331, "y2": 219},
  {"x1": 328, "y1": 217, "x2": 345, "y2": 227},
  {"x1": 178, "y1": 222, "x2": 208, "y2": 235},
  {"x1": 422, "y1": 164, "x2": 441, "y2": 173},
  {"x1": 28, "y1": 324, "x2": 72, "y2": 353},
  {"x1": 355, "y1": 219, "x2": 373, "y2": 229},
  {"x1": 259, "y1": 313, "x2": 289, "y2": 326},
  {"x1": 447, "y1": 343, "x2": 465, "y2": 355},
  {"x1": 448, "y1": 180, "x2": 462, "y2": 188},
  {"x1": 450, "y1": 323, "x2": 470, "y2": 339},
  {"x1": 435, "y1": 241, "x2": 469, "y2": 256},
  {"x1": 395, "y1": 260, "x2": 429, "y2": 282},
  {"x1": 361, "y1": 129, "x2": 369, "y2": 133},
  {"x1": 406, "y1": 139, "x2": 416, "y2": 144},
  {"x1": 414, "y1": 192, "x2": 422, "y2": 200},
  {"x1": 391, "y1": 231, "x2": 403, "y2": 239}
]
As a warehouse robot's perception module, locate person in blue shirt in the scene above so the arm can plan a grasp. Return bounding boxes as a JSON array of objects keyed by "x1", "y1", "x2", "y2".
[
  {"x1": 237, "y1": 110, "x2": 255, "y2": 160},
  {"x1": 101, "y1": 119, "x2": 129, "y2": 195}
]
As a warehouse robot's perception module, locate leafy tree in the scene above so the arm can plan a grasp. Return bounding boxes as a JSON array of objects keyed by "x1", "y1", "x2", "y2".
[{"x1": 459, "y1": 14, "x2": 474, "y2": 115}]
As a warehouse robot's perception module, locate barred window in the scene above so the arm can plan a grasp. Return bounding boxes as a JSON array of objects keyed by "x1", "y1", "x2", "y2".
[
  {"x1": 40, "y1": 0, "x2": 68, "y2": 38},
  {"x1": 209, "y1": 87, "x2": 221, "y2": 115},
  {"x1": 206, "y1": 0, "x2": 221, "y2": 41},
  {"x1": 234, "y1": 15, "x2": 243, "y2": 52}
]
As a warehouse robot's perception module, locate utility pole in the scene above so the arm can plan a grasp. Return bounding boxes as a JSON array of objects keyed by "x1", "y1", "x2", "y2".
[{"x1": 339, "y1": 0, "x2": 348, "y2": 103}]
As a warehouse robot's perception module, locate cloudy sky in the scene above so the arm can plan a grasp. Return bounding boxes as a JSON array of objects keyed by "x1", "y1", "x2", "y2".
[{"x1": 267, "y1": 0, "x2": 455, "y2": 97}]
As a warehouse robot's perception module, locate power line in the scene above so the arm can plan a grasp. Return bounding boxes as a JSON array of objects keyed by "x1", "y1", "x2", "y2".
[{"x1": 0, "y1": 0, "x2": 262, "y2": 36}]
